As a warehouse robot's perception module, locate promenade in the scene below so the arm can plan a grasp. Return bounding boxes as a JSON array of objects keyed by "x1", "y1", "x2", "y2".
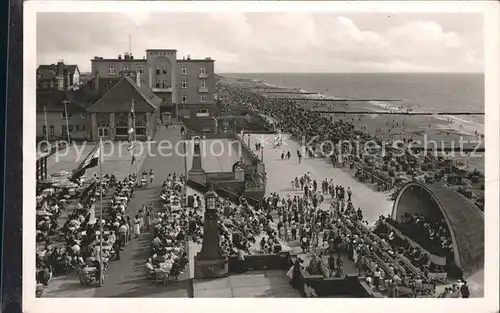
[
  {"x1": 44, "y1": 127, "x2": 189, "y2": 297},
  {"x1": 245, "y1": 133, "x2": 393, "y2": 223},
  {"x1": 46, "y1": 142, "x2": 148, "y2": 181}
]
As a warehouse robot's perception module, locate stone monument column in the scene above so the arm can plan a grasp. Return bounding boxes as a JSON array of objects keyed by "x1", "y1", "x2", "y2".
[{"x1": 188, "y1": 136, "x2": 206, "y2": 184}]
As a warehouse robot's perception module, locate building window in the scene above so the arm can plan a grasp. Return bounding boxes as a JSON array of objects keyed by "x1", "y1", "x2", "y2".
[
  {"x1": 156, "y1": 81, "x2": 160, "y2": 88},
  {"x1": 76, "y1": 125, "x2": 80, "y2": 132},
  {"x1": 115, "y1": 120, "x2": 128, "y2": 136},
  {"x1": 98, "y1": 128, "x2": 109, "y2": 138},
  {"x1": 181, "y1": 66, "x2": 188, "y2": 75},
  {"x1": 162, "y1": 81, "x2": 168, "y2": 89},
  {"x1": 135, "y1": 120, "x2": 147, "y2": 135},
  {"x1": 163, "y1": 67, "x2": 167, "y2": 74},
  {"x1": 108, "y1": 66, "x2": 116, "y2": 75},
  {"x1": 82, "y1": 124, "x2": 86, "y2": 131},
  {"x1": 181, "y1": 93, "x2": 188, "y2": 103},
  {"x1": 200, "y1": 94, "x2": 207, "y2": 103},
  {"x1": 62, "y1": 125, "x2": 67, "y2": 136},
  {"x1": 200, "y1": 79, "x2": 206, "y2": 88},
  {"x1": 68, "y1": 125, "x2": 73, "y2": 133},
  {"x1": 138, "y1": 66, "x2": 144, "y2": 74},
  {"x1": 81, "y1": 113, "x2": 87, "y2": 119},
  {"x1": 61, "y1": 111, "x2": 72, "y2": 119},
  {"x1": 181, "y1": 80, "x2": 187, "y2": 89},
  {"x1": 98, "y1": 121, "x2": 109, "y2": 138},
  {"x1": 196, "y1": 109, "x2": 209, "y2": 117},
  {"x1": 42, "y1": 126, "x2": 47, "y2": 135},
  {"x1": 199, "y1": 66, "x2": 206, "y2": 75},
  {"x1": 124, "y1": 65, "x2": 129, "y2": 71},
  {"x1": 50, "y1": 126, "x2": 54, "y2": 135},
  {"x1": 156, "y1": 67, "x2": 160, "y2": 75}
]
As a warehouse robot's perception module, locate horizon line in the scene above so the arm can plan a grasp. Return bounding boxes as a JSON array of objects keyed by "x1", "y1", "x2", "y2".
[{"x1": 218, "y1": 72, "x2": 484, "y2": 75}]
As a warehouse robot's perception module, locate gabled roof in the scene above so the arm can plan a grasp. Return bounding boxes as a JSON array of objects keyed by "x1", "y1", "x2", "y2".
[
  {"x1": 37, "y1": 63, "x2": 79, "y2": 80},
  {"x1": 37, "y1": 90, "x2": 89, "y2": 112},
  {"x1": 66, "y1": 65, "x2": 79, "y2": 75},
  {"x1": 38, "y1": 69, "x2": 56, "y2": 80},
  {"x1": 124, "y1": 76, "x2": 162, "y2": 109},
  {"x1": 86, "y1": 77, "x2": 160, "y2": 113}
]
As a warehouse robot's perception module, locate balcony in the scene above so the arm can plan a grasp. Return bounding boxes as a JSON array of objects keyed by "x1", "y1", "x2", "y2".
[
  {"x1": 152, "y1": 86, "x2": 173, "y2": 93},
  {"x1": 198, "y1": 87, "x2": 209, "y2": 93},
  {"x1": 198, "y1": 73, "x2": 208, "y2": 79}
]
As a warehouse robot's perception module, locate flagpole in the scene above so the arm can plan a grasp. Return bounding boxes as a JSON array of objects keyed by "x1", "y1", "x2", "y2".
[
  {"x1": 62, "y1": 100, "x2": 71, "y2": 144},
  {"x1": 132, "y1": 98, "x2": 138, "y2": 177},
  {"x1": 44, "y1": 105, "x2": 49, "y2": 150},
  {"x1": 98, "y1": 138, "x2": 104, "y2": 286}
]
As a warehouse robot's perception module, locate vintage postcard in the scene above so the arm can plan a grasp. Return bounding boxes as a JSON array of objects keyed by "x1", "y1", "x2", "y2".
[{"x1": 23, "y1": 1, "x2": 499, "y2": 313}]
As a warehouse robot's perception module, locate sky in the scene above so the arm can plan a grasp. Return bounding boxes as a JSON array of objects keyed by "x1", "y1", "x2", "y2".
[{"x1": 36, "y1": 12, "x2": 484, "y2": 73}]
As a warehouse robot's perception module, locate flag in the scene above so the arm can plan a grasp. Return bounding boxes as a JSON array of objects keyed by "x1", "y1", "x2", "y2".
[
  {"x1": 131, "y1": 155, "x2": 136, "y2": 166},
  {"x1": 70, "y1": 145, "x2": 100, "y2": 182},
  {"x1": 127, "y1": 141, "x2": 135, "y2": 151},
  {"x1": 130, "y1": 98, "x2": 136, "y2": 120}
]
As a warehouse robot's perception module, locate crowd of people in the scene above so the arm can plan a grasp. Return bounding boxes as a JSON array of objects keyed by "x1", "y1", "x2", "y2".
[
  {"x1": 216, "y1": 82, "x2": 484, "y2": 197},
  {"x1": 386, "y1": 213, "x2": 454, "y2": 258},
  {"x1": 147, "y1": 174, "x2": 191, "y2": 282},
  {"x1": 36, "y1": 173, "x2": 148, "y2": 289}
]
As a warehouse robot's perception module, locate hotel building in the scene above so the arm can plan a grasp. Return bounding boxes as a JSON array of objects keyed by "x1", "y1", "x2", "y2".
[{"x1": 36, "y1": 49, "x2": 217, "y2": 142}]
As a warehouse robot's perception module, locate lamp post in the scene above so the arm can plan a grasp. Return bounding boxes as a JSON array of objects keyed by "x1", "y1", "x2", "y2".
[
  {"x1": 185, "y1": 235, "x2": 194, "y2": 298},
  {"x1": 205, "y1": 188, "x2": 217, "y2": 212},
  {"x1": 181, "y1": 127, "x2": 188, "y2": 180}
]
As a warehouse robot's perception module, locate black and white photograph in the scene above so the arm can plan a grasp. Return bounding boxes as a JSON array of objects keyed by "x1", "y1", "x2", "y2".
[{"x1": 24, "y1": 1, "x2": 499, "y2": 312}]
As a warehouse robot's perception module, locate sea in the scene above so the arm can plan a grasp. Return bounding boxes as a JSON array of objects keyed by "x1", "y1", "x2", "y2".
[{"x1": 222, "y1": 73, "x2": 485, "y2": 132}]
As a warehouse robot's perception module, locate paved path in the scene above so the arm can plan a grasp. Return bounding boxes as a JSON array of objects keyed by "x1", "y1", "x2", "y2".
[
  {"x1": 245, "y1": 133, "x2": 394, "y2": 223},
  {"x1": 44, "y1": 127, "x2": 188, "y2": 298},
  {"x1": 194, "y1": 270, "x2": 301, "y2": 298},
  {"x1": 185, "y1": 139, "x2": 241, "y2": 173}
]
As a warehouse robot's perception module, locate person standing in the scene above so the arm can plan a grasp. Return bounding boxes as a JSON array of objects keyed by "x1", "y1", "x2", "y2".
[
  {"x1": 149, "y1": 169, "x2": 155, "y2": 184},
  {"x1": 133, "y1": 215, "x2": 141, "y2": 238},
  {"x1": 113, "y1": 240, "x2": 121, "y2": 260},
  {"x1": 373, "y1": 267, "x2": 381, "y2": 290},
  {"x1": 118, "y1": 223, "x2": 127, "y2": 248},
  {"x1": 460, "y1": 281, "x2": 470, "y2": 298}
]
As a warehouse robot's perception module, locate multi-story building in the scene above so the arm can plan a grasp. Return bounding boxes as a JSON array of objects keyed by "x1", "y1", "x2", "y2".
[
  {"x1": 37, "y1": 60, "x2": 81, "y2": 90},
  {"x1": 91, "y1": 49, "x2": 216, "y2": 119},
  {"x1": 36, "y1": 48, "x2": 216, "y2": 142}
]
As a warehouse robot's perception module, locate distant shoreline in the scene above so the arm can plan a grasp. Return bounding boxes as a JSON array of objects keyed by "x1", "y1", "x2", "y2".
[{"x1": 217, "y1": 74, "x2": 485, "y2": 172}]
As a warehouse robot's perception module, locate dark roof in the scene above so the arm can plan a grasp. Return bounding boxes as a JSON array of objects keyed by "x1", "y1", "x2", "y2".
[
  {"x1": 146, "y1": 49, "x2": 177, "y2": 52},
  {"x1": 92, "y1": 58, "x2": 146, "y2": 62},
  {"x1": 66, "y1": 65, "x2": 79, "y2": 75},
  {"x1": 37, "y1": 63, "x2": 79, "y2": 80},
  {"x1": 38, "y1": 69, "x2": 56, "y2": 80},
  {"x1": 87, "y1": 77, "x2": 160, "y2": 113},
  {"x1": 95, "y1": 77, "x2": 121, "y2": 95},
  {"x1": 124, "y1": 76, "x2": 162, "y2": 108},
  {"x1": 177, "y1": 59, "x2": 215, "y2": 63},
  {"x1": 37, "y1": 90, "x2": 89, "y2": 112},
  {"x1": 394, "y1": 182, "x2": 484, "y2": 274}
]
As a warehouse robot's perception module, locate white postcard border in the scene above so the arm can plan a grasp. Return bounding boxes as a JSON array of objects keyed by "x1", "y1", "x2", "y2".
[{"x1": 23, "y1": 2, "x2": 499, "y2": 313}]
